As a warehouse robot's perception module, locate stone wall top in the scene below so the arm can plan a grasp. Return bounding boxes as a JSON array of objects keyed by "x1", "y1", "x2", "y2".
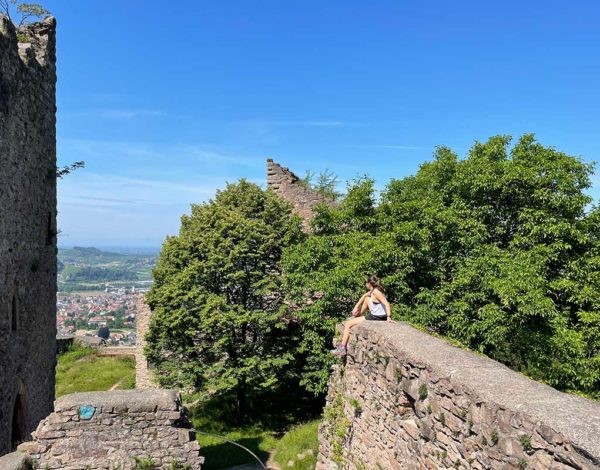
[
  {"x1": 0, "y1": 15, "x2": 56, "y2": 68},
  {"x1": 21, "y1": 389, "x2": 203, "y2": 469},
  {"x1": 361, "y1": 321, "x2": 600, "y2": 461},
  {"x1": 55, "y1": 389, "x2": 179, "y2": 412}
]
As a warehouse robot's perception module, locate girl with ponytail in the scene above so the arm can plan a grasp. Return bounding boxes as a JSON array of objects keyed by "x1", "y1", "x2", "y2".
[{"x1": 331, "y1": 275, "x2": 391, "y2": 356}]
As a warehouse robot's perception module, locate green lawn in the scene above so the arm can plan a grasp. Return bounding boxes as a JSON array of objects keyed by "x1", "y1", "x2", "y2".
[
  {"x1": 271, "y1": 420, "x2": 320, "y2": 470},
  {"x1": 55, "y1": 344, "x2": 136, "y2": 397},
  {"x1": 190, "y1": 396, "x2": 320, "y2": 470},
  {"x1": 195, "y1": 421, "x2": 320, "y2": 470},
  {"x1": 196, "y1": 426, "x2": 278, "y2": 469}
]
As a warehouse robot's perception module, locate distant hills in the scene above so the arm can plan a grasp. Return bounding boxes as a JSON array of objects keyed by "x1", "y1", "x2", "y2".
[{"x1": 58, "y1": 247, "x2": 158, "y2": 292}]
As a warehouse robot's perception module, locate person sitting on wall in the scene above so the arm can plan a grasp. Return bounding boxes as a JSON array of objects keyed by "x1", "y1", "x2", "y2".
[{"x1": 331, "y1": 275, "x2": 391, "y2": 356}]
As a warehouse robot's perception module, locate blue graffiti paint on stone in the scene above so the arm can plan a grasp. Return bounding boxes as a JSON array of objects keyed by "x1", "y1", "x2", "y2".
[{"x1": 79, "y1": 405, "x2": 96, "y2": 420}]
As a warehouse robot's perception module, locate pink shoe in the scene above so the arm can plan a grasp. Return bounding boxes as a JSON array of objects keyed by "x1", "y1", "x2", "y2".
[{"x1": 331, "y1": 345, "x2": 347, "y2": 356}]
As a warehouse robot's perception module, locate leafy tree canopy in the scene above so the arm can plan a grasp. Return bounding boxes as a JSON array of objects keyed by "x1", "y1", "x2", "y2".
[
  {"x1": 300, "y1": 168, "x2": 342, "y2": 201},
  {"x1": 145, "y1": 180, "x2": 304, "y2": 416},
  {"x1": 283, "y1": 134, "x2": 600, "y2": 398},
  {"x1": 0, "y1": 0, "x2": 50, "y2": 27}
]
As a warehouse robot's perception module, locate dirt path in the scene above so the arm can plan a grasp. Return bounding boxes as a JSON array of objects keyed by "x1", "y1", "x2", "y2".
[{"x1": 108, "y1": 378, "x2": 124, "y2": 391}]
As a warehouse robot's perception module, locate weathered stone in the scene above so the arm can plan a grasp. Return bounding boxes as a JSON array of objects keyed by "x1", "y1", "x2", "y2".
[
  {"x1": 316, "y1": 322, "x2": 600, "y2": 470},
  {"x1": 0, "y1": 14, "x2": 57, "y2": 457},
  {"x1": 135, "y1": 297, "x2": 160, "y2": 390},
  {"x1": 18, "y1": 390, "x2": 204, "y2": 470},
  {"x1": 0, "y1": 451, "x2": 31, "y2": 470}
]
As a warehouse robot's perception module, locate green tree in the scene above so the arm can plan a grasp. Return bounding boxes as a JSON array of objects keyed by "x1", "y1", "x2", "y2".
[
  {"x1": 283, "y1": 177, "x2": 416, "y2": 393},
  {"x1": 0, "y1": 0, "x2": 50, "y2": 27},
  {"x1": 283, "y1": 134, "x2": 600, "y2": 398},
  {"x1": 145, "y1": 180, "x2": 304, "y2": 416},
  {"x1": 300, "y1": 168, "x2": 342, "y2": 201}
]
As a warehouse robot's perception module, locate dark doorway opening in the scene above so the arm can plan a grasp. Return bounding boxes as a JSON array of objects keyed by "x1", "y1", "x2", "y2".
[{"x1": 11, "y1": 392, "x2": 27, "y2": 450}]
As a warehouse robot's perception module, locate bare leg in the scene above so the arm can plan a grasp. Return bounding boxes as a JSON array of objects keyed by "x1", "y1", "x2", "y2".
[{"x1": 341, "y1": 316, "x2": 366, "y2": 346}]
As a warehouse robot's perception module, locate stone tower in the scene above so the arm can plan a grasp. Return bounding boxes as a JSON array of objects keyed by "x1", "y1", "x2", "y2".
[
  {"x1": 135, "y1": 295, "x2": 158, "y2": 389},
  {"x1": 0, "y1": 16, "x2": 57, "y2": 456},
  {"x1": 266, "y1": 158, "x2": 333, "y2": 229}
]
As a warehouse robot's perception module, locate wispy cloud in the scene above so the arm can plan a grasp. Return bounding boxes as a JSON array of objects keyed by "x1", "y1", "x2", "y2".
[
  {"x1": 97, "y1": 109, "x2": 165, "y2": 119},
  {"x1": 350, "y1": 144, "x2": 429, "y2": 150},
  {"x1": 60, "y1": 172, "x2": 219, "y2": 203},
  {"x1": 242, "y1": 119, "x2": 363, "y2": 129},
  {"x1": 63, "y1": 108, "x2": 167, "y2": 120},
  {"x1": 58, "y1": 139, "x2": 263, "y2": 168}
]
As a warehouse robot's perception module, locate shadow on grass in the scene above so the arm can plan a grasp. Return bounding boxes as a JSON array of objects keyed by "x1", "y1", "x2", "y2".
[{"x1": 189, "y1": 386, "x2": 324, "y2": 470}]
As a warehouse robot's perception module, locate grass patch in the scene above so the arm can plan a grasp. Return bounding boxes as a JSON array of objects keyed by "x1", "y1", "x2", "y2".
[
  {"x1": 190, "y1": 399, "x2": 277, "y2": 470},
  {"x1": 271, "y1": 420, "x2": 319, "y2": 470},
  {"x1": 56, "y1": 344, "x2": 135, "y2": 397},
  {"x1": 188, "y1": 390, "x2": 323, "y2": 470},
  {"x1": 195, "y1": 426, "x2": 277, "y2": 470}
]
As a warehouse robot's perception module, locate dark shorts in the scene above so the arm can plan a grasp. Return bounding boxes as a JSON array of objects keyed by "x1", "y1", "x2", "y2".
[{"x1": 365, "y1": 313, "x2": 386, "y2": 321}]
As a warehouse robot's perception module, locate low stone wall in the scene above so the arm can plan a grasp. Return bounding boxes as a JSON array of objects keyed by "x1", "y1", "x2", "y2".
[
  {"x1": 18, "y1": 389, "x2": 203, "y2": 470},
  {"x1": 317, "y1": 321, "x2": 600, "y2": 470}
]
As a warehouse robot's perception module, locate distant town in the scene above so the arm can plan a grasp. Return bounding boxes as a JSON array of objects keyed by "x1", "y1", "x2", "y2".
[{"x1": 56, "y1": 246, "x2": 158, "y2": 346}]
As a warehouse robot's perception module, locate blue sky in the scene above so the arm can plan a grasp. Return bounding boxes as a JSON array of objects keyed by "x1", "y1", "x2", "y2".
[{"x1": 46, "y1": 0, "x2": 600, "y2": 247}]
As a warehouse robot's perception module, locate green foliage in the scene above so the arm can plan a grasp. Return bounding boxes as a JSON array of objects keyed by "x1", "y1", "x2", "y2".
[
  {"x1": 282, "y1": 134, "x2": 600, "y2": 398},
  {"x1": 519, "y1": 434, "x2": 532, "y2": 452},
  {"x1": 324, "y1": 394, "x2": 349, "y2": 465},
  {"x1": 491, "y1": 428, "x2": 499, "y2": 445},
  {"x1": 418, "y1": 383, "x2": 428, "y2": 400},
  {"x1": 300, "y1": 168, "x2": 342, "y2": 200},
  {"x1": 146, "y1": 180, "x2": 304, "y2": 416},
  {"x1": 349, "y1": 398, "x2": 362, "y2": 414},
  {"x1": 169, "y1": 462, "x2": 191, "y2": 470},
  {"x1": 57, "y1": 161, "x2": 85, "y2": 179},
  {"x1": 64, "y1": 266, "x2": 138, "y2": 282},
  {"x1": 132, "y1": 457, "x2": 155, "y2": 469},
  {"x1": 0, "y1": 0, "x2": 50, "y2": 27}
]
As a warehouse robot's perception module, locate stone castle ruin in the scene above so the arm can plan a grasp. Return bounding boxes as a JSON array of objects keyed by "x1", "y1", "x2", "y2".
[
  {"x1": 0, "y1": 15, "x2": 58, "y2": 457},
  {"x1": 318, "y1": 322, "x2": 600, "y2": 469},
  {"x1": 267, "y1": 158, "x2": 333, "y2": 228},
  {"x1": 2, "y1": 11, "x2": 600, "y2": 470}
]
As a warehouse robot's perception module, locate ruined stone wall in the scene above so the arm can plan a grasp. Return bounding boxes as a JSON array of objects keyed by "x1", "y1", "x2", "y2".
[
  {"x1": 18, "y1": 389, "x2": 204, "y2": 470},
  {"x1": 318, "y1": 322, "x2": 600, "y2": 470},
  {"x1": 267, "y1": 158, "x2": 332, "y2": 229},
  {"x1": 0, "y1": 15, "x2": 57, "y2": 456},
  {"x1": 136, "y1": 295, "x2": 159, "y2": 389}
]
